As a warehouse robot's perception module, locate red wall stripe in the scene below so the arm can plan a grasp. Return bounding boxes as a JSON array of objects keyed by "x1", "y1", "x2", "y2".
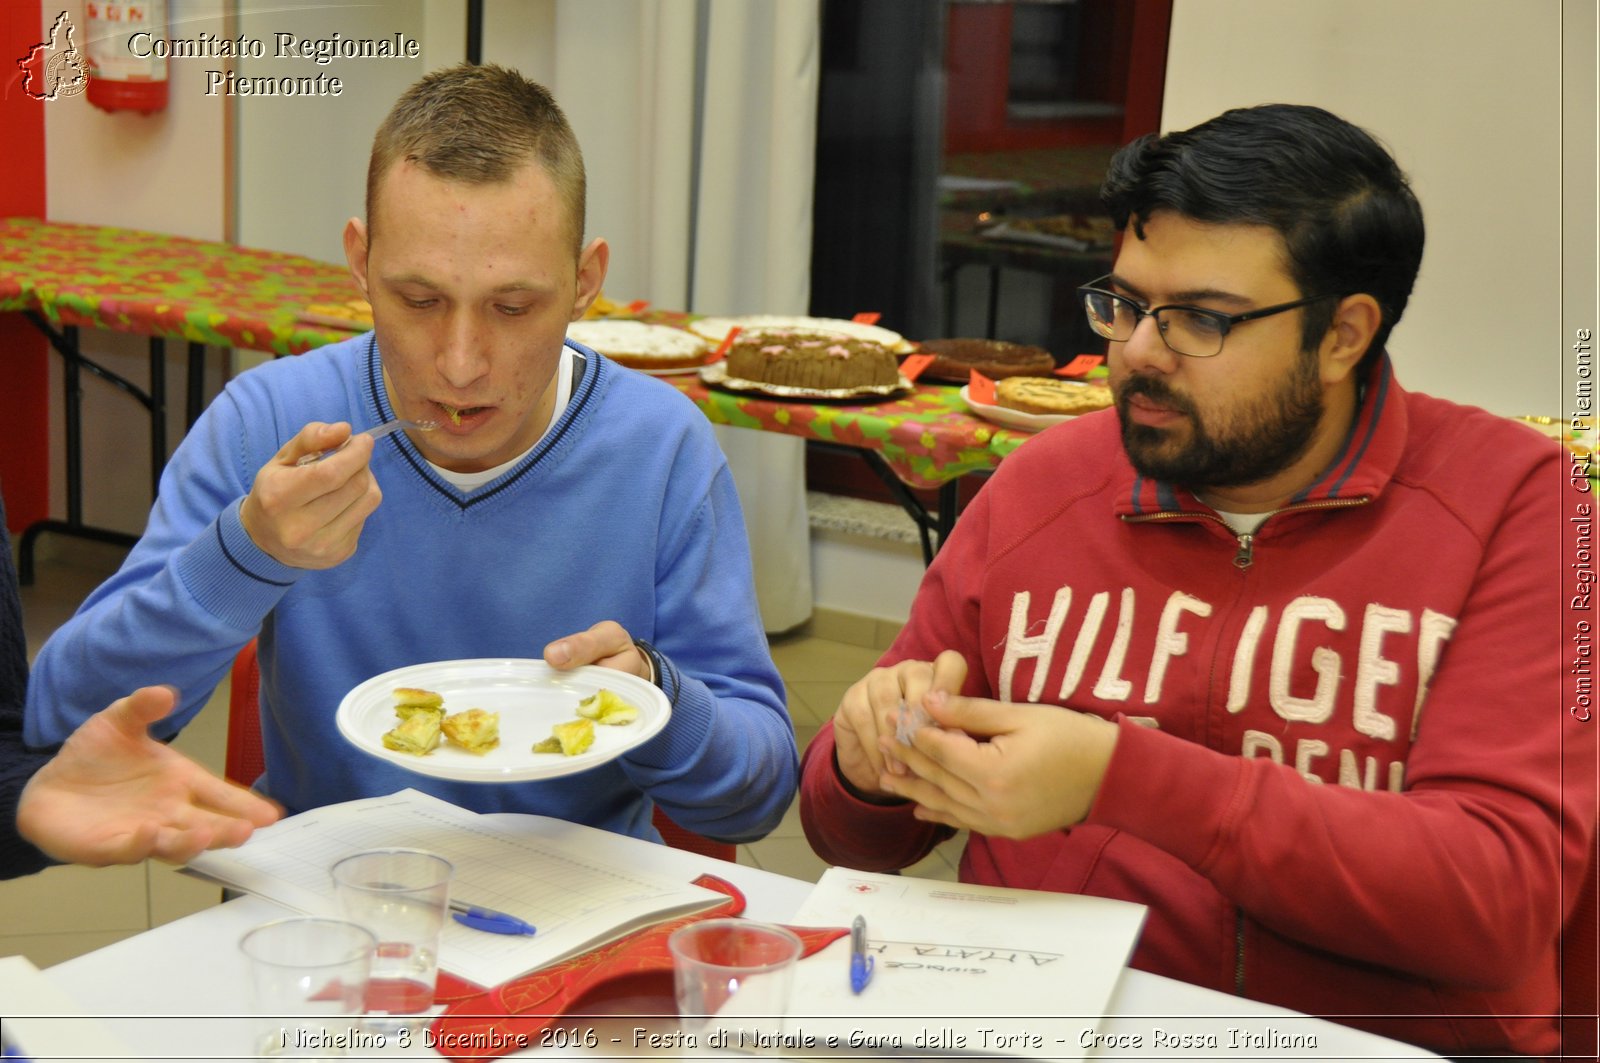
[{"x1": 1, "y1": 0, "x2": 50, "y2": 533}]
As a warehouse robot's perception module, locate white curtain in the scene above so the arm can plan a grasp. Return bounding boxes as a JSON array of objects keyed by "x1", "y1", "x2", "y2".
[{"x1": 489, "y1": 0, "x2": 818, "y2": 633}]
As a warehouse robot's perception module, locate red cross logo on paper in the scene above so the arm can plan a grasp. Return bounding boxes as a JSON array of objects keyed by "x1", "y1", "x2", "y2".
[
  {"x1": 16, "y1": 11, "x2": 89, "y2": 102},
  {"x1": 849, "y1": 881, "x2": 877, "y2": 894}
]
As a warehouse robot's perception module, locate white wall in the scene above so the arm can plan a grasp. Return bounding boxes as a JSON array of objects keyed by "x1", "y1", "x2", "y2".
[
  {"x1": 232, "y1": 0, "x2": 433, "y2": 264},
  {"x1": 43, "y1": 0, "x2": 229, "y2": 536},
  {"x1": 1162, "y1": 0, "x2": 1565, "y2": 416},
  {"x1": 478, "y1": 0, "x2": 698, "y2": 308}
]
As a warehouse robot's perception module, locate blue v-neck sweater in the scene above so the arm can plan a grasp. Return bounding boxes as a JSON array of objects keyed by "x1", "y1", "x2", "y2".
[{"x1": 24, "y1": 334, "x2": 795, "y2": 843}]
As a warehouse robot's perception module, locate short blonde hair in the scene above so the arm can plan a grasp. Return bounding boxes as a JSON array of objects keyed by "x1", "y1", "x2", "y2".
[{"x1": 366, "y1": 63, "x2": 586, "y2": 255}]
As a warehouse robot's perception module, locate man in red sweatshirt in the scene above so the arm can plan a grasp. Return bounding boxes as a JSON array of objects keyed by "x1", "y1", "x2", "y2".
[{"x1": 800, "y1": 103, "x2": 1595, "y2": 1060}]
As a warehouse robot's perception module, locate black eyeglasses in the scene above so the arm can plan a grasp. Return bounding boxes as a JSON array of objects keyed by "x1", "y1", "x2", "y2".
[{"x1": 1078, "y1": 275, "x2": 1339, "y2": 358}]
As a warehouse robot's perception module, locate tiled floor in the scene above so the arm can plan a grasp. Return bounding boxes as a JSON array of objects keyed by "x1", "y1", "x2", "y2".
[{"x1": 0, "y1": 536, "x2": 964, "y2": 970}]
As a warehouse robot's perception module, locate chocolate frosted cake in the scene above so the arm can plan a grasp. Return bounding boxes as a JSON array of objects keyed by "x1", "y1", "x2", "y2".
[
  {"x1": 725, "y1": 329, "x2": 901, "y2": 390},
  {"x1": 919, "y1": 338, "x2": 1055, "y2": 383}
]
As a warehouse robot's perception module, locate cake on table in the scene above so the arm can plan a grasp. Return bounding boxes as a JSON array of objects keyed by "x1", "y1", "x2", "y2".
[
  {"x1": 688, "y1": 314, "x2": 913, "y2": 353},
  {"x1": 725, "y1": 329, "x2": 902, "y2": 390},
  {"x1": 994, "y1": 377, "x2": 1113, "y2": 416},
  {"x1": 565, "y1": 320, "x2": 710, "y2": 372},
  {"x1": 918, "y1": 338, "x2": 1055, "y2": 382}
]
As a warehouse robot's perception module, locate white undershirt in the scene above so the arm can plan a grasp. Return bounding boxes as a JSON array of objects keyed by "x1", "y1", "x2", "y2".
[
  {"x1": 429, "y1": 348, "x2": 577, "y2": 492},
  {"x1": 1210, "y1": 507, "x2": 1273, "y2": 535}
]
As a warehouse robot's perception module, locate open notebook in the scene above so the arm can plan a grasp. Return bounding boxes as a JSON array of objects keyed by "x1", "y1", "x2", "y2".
[{"x1": 185, "y1": 788, "x2": 722, "y2": 987}]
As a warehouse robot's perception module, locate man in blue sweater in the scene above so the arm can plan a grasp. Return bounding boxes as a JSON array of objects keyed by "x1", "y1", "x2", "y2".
[{"x1": 23, "y1": 64, "x2": 796, "y2": 844}]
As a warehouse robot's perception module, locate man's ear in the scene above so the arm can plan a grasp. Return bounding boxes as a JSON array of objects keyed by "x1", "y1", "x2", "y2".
[
  {"x1": 570, "y1": 237, "x2": 610, "y2": 321},
  {"x1": 1320, "y1": 293, "x2": 1382, "y2": 385},
  {"x1": 343, "y1": 217, "x2": 371, "y2": 299}
]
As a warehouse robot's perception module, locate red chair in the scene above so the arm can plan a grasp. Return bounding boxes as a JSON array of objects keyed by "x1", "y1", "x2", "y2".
[{"x1": 224, "y1": 640, "x2": 736, "y2": 863}]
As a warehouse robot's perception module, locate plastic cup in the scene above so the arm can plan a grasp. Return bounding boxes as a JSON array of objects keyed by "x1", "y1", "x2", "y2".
[
  {"x1": 669, "y1": 918, "x2": 802, "y2": 1047},
  {"x1": 239, "y1": 916, "x2": 376, "y2": 1058},
  {"x1": 331, "y1": 849, "x2": 452, "y2": 1034}
]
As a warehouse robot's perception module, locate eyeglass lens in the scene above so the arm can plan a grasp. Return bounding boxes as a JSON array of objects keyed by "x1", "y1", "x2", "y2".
[{"x1": 1082, "y1": 290, "x2": 1226, "y2": 358}]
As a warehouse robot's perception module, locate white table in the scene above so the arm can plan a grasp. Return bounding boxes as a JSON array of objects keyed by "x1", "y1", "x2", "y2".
[{"x1": 32, "y1": 838, "x2": 1441, "y2": 1061}]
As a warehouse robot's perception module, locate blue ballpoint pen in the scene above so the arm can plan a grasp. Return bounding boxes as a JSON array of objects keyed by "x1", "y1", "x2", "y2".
[
  {"x1": 449, "y1": 899, "x2": 538, "y2": 936},
  {"x1": 849, "y1": 914, "x2": 874, "y2": 993}
]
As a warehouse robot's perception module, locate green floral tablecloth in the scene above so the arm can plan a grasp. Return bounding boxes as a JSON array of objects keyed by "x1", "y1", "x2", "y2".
[
  {"x1": 0, "y1": 217, "x2": 360, "y2": 354},
  {"x1": 2, "y1": 217, "x2": 1043, "y2": 489},
  {"x1": 665, "y1": 375, "x2": 1030, "y2": 490}
]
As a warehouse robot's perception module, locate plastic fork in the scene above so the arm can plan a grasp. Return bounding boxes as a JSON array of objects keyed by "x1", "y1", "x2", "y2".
[{"x1": 295, "y1": 418, "x2": 439, "y2": 466}]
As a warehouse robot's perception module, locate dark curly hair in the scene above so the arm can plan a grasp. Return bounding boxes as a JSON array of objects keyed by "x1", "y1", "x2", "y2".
[{"x1": 1101, "y1": 104, "x2": 1424, "y2": 366}]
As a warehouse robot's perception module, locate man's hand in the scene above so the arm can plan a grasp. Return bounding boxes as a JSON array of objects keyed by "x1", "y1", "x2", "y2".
[
  {"x1": 876, "y1": 691, "x2": 1120, "y2": 839},
  {"x1": 831, "y1": 650, "x2": 968, "y2": 799},
  {"x1": 544, "y1": 621, "x2": 651, "y2": 681},
  {"x1": 17, "y1": 686, "x2": 282, "y2": 867},
  {"x1": 239, "y1": 422, "x2": 382, "y2": 568}
]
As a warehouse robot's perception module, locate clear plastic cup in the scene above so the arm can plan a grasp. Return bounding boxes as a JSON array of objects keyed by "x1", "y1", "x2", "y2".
[
  {"x1": 239, "y1": 916, "x2": 376, "y2": 1058},
  {"x1": 669, "y1": 918, "x2": 802, "y2": 1048},
  {"x1": 331, "y1": 848, "x2": 452, "y2": 1035}
]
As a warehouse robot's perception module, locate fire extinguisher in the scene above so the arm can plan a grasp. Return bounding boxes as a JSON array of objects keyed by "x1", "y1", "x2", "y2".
[{"x1": 85, "y1": 0, "x2": 169, "y2": 114}]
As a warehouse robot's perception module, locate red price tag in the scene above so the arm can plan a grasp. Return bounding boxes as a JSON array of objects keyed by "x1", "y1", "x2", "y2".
[
  {"x1": 706, "y1": 325, "x2": 741, "y2": 364},
  {"x1": 626, "y1": 299, "x2": 651, "y2": 315},
  {"x1": 968, "y1": 369, "x2": 997, "y2": 405},
  {"x1": 899, "y1": 353, "x2": 934, "y2": 383},
  {"x1": 852, "y1": 312, "x2": 882, "y2": 325},
  {"x1": 1055, "y1": 354, "x2": 1105, "y2": 378}
]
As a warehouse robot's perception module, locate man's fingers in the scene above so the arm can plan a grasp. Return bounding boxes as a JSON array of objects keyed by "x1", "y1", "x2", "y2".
[
  {"x1": 921, "y1": 689, "x2": 1022, "y2": 737},
  {"x1": 277, "y1": 421, "x2": 352, "y2": 465},
  {"x1": 245, "y1": 425, "x2": 381, "y2": 569},
  {"x1": 833, "y1": 677, "x2": 893, "y2": 792},
  {"x1": 882, "y1": 726, "x2": 987, "y2": 810},
  {"x1": 189, "y1": 772, "x2": 283, "y2": 827},
  {"x1": 150, "y1": 823, "x2": 221, "y2": 866},
  {"x1": 103, "y1": 685, "x2": 180, "y2": 735},
  {"x1": 544, "y1": 621, "x2": 640, "y2": 674},
  {"x1": 929, "y1": 649, "x2": 969, "y2": 694}
]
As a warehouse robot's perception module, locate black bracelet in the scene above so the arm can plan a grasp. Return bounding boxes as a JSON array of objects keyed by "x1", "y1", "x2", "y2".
[{"x1": 631, "y1": 638, "x2": 680, "y2": 707}]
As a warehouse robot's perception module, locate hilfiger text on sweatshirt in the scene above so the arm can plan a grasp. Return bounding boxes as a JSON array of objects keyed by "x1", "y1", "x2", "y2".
[{"x1": 995, "y1": 585, "x2": 1459, "y2": 793}]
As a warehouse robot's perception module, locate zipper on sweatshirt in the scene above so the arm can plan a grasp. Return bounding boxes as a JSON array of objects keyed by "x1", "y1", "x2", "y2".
[
  {"x1": 1124, "y1": 496, "x2": 1371, "y2": 571},
  {"x1": 1232, "y1": 533, "x2": 1254, "y2": 570}
]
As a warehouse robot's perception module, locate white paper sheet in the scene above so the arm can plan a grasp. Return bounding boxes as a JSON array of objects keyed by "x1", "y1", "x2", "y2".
[
  {"x1": 0, "y1": 955, "x2": 135, "y2": 1060},
  {"x1": 780, "y1": 868, "x2": 1147, "y2": 1062}
]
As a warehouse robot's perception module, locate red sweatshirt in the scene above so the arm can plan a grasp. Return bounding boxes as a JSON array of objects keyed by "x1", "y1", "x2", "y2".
[{"x1": 801, "y1": 358, "x2": 1595, "y2": 1059}]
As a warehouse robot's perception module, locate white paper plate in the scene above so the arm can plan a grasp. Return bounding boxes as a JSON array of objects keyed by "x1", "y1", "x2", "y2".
[
  {"x1": 960, "y1": 385, "x2": 1078, "y2": 432},
  {"x1": 336, "y1": 659, "x2": 669, "y2": 782}
]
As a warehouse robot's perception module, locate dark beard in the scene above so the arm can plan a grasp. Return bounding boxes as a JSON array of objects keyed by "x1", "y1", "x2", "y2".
[{"x1": 1115, "y1": 353, "x2": 1325, "y2": 489}]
